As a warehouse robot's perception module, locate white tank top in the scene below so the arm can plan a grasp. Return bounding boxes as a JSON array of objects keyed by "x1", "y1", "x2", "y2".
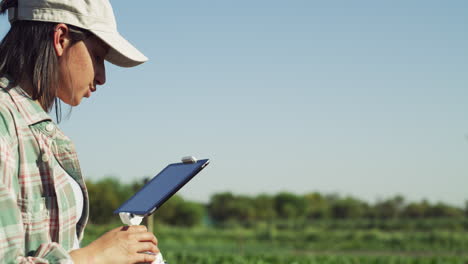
[{"x1": 66, "y1": 173, "x2": 84, "y2": 250}]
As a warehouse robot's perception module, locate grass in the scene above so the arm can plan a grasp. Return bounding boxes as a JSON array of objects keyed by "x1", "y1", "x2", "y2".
[{"x1": 82, "y1": 221, "x2": 468, "y2": 263}]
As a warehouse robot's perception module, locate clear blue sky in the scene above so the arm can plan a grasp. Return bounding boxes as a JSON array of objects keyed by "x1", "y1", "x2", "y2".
[{"x1": 2, "y1": 1, "x2": 467, "y2": 205}]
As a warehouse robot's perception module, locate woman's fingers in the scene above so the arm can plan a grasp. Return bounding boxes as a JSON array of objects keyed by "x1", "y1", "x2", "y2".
[
  {"x1": 125, "y1": 225, "x2": 148, "y2": 233},
  {"x1": 134, "y1": 242, "x2": 160, "y2": 254},
  {"x1": 132, "y1": 252, "x2": 157, "y2": 264},
  {"x1": 131, "y1": 240, "x2": 160, "y2": 264},
  {"x1": 119, "y1": 224, "x2": 158, "y2": 244},
  {"x1": 136, "y1": 232, "x2": 158, "y2": 245},
  {"x1": 127, "y1": 231, "x2": 158, "y2": 246}
]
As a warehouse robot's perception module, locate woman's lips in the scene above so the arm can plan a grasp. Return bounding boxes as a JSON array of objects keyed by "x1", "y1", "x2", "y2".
[
  {"x1": 85, "y1": 88, "x2": 92, "y2": 98},
  {"x1": 85, "y1": 87, "x2": 96, "y2": 98}
]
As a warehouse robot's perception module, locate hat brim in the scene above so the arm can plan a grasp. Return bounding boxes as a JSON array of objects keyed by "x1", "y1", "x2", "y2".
[{"x1": 91, "y1": 30, "x2": 148, "y2": 68}]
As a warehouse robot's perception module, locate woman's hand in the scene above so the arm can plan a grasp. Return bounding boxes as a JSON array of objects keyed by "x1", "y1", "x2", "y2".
[{"x1": 70, "y1": 225, "x2": 159, "y2": 264}]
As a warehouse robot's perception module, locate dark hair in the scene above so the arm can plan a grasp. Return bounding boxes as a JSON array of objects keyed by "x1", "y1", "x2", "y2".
[{"x1": 0, "y1": 0, "x2": 92, "y2": 122}]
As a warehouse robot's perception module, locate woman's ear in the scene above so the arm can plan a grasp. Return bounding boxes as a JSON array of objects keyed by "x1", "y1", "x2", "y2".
[{"x1": 53, "y1": 23, "x2": 70, "y2": 57}]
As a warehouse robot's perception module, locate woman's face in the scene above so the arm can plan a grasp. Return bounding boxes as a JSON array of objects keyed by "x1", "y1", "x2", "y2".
[{"x1": 57, "y1": 34, "x2": 109, "y2": 106}]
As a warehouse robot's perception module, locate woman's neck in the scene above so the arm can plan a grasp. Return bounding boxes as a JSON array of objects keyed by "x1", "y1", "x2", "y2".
[{"x1": 18, "y1": 79, "x2": 46, "y2": 110}]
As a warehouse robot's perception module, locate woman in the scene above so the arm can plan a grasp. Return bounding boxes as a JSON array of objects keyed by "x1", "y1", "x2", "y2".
[{"x1": 0, "y1": 0, "x2": 159, "y2": 263}]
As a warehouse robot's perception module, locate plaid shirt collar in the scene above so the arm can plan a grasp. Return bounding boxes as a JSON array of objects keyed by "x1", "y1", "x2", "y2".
[{"x1": 0, "y1": 76, "x2": 52, "y2": 126}]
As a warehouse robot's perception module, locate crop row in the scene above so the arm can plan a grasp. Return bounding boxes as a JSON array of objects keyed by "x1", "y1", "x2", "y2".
[
  {"x1": 83, "y1": 223, "x2": 468, "y2": 253},
  {"x1": 162, "y1": 252, "x2": 468, "y2": 264}
]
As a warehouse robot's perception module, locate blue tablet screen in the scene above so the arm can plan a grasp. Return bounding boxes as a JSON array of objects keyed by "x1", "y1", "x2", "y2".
[{"x1": 114, "y1": 159, "x2": 209, "y2": 215}]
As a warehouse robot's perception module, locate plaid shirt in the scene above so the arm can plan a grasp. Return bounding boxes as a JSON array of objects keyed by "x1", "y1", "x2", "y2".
[{"x1": 0, "y1": 76, "x2": 89, "y2": 264}]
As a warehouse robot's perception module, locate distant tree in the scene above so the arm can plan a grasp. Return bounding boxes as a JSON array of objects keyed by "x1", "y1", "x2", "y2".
[
  {"x1": 155, "y1": 195, "x2": 185, "y2": 223},
  {"x1": 208, "y1": 192, "x2": 255, "y2": 224},
  {"x1": 427, "y1": 202, "x2": 464, "y2": 218},
  {"x1": 304, "y1": 192, "x2": 329, "y2": 219},
  {"x1": 170, "y1": 201, "x2": 204, "y2": 227},
  {"x1": 274, "y1": 192, "x2": 306, "y2": 219},
  {"x1": 151, "y1": 195, "x2": 205, "y2": 227},
  {"x1": 361, "y1": 202, "x2": 374, "y2": 219},
  {"x1": 252, "y1": 194, "x2": 276, "y2": 221},
  {"x1": 232, "y1": 195, "x2": 256, "y2": 222},
  {"x1": 330, "y1": 197, "x2": 367, "y2": 219},
  {"x1": 402, "y1": 200, "x2": 430, "y2": 218},
  {"x1": 177, "y1": 201, "x2": 204, "y2": 226},
  {"x1": 324, "y1": 193, "x2": 341, "y2": 203},
  {"x1": 465, "y1": 201, "x2": 468, "y2": 217},
  {"x1": 208, "y1": 192, "x2": 234, "y2": 223},
  {"x1": 374, "y1": 195, "x2": 405, "y2": 219}
]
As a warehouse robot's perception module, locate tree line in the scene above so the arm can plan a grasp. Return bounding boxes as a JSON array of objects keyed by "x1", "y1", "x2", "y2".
[
  {"x1": 86, "y1": 178, "x2": 468, "y2": 227},
  {"x1": 208, "y1": 192, "x2": 467, "y2": 225}
]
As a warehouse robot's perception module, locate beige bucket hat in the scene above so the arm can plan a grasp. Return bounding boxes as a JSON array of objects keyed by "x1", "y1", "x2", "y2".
[{"x1": 8, "y1": 0, "x2": 148, "y2": 67}]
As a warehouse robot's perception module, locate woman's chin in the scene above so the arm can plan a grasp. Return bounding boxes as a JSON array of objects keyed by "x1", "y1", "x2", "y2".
[{"x1": 61, "y1": 98, "x2": 82, "y2": 107}]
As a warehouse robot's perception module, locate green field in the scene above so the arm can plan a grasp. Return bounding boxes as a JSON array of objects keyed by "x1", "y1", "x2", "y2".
[
  {"x1": 82, "y1": 222, "x2": 468, "y2": 264},
  {"x1": 160, "y1": 253, "x2": 468, "y2": 264}
]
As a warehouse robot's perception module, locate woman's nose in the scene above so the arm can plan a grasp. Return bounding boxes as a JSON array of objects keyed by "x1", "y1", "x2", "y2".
[{"x1": 95, "y1": 62, "x2": 106, "y2": 85}]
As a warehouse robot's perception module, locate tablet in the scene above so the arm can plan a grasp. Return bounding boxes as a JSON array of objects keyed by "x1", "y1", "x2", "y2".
[{"x1": 114, "y1": 158, "x2": 210, "y2": 216}]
